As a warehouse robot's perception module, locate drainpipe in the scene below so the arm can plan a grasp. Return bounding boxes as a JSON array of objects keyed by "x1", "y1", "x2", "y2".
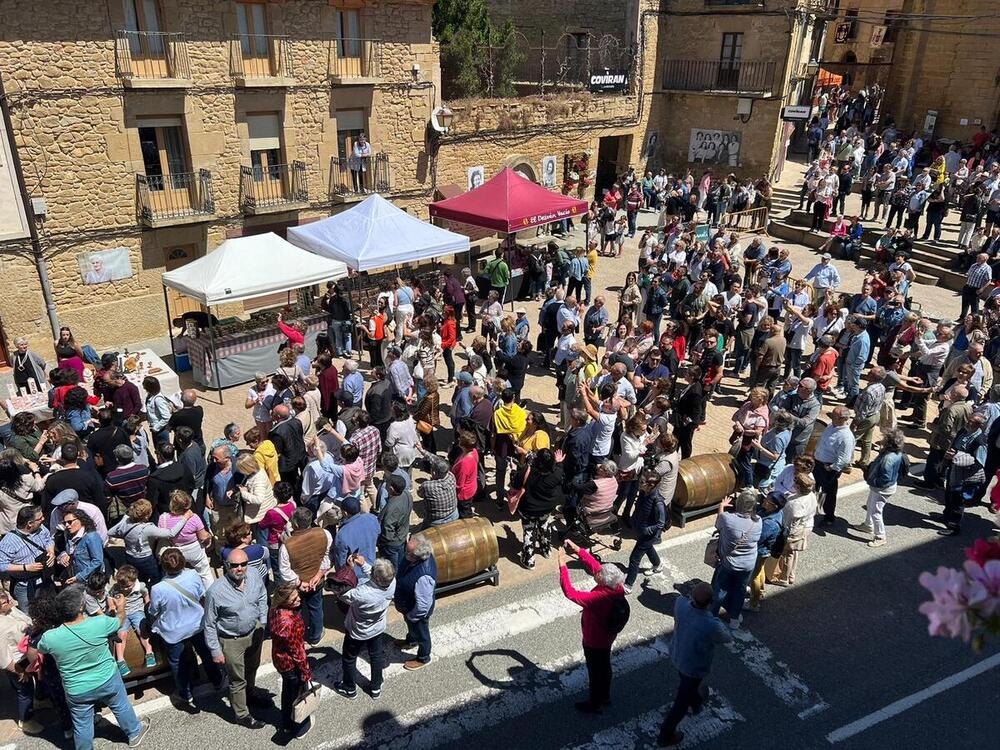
[{"x1": 0, "y1": 73, "x2": 60, "y2": 339}]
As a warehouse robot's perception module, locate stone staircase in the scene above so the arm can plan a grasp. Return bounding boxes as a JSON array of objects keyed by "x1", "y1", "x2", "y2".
[{"x1": 767, "y1": 184, "x2": 968, "y2": 292}]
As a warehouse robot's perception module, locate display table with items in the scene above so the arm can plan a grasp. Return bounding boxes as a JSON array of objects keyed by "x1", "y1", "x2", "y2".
[{"x1": 186, "y1": 310, "x2": 327, "y2": 389}]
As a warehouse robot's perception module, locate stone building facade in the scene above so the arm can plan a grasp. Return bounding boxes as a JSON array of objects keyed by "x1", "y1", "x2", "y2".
[
  {"x1": 0, "y1": 0, "x2": 828, "y2": 356},
  {"x1": 0, "y1": 0, "x2": 441, "y2": 352},
  {"x1": 821, "y1": 0, "x2": 1000, "y2": 141}
]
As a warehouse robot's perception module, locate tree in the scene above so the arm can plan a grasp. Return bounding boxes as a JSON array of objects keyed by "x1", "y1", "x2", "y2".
[{"x1": 433, "y1": 0, "x2": 521, "y2": 99}]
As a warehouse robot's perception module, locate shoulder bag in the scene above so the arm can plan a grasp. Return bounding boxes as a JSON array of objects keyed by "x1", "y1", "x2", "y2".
[
  {"x1": 293, "y1": 681, "x2": 323, "y2": 724},
  {"x1": 506, "y1": 466, "x2": 530, "y2": 515},
  {"x1": 703, "y1": 531, "x2": 720, "y2": 569}
]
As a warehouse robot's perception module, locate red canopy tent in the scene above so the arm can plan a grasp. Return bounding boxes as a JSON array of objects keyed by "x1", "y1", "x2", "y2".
[{"x1": 429, "y1": 167, "x2": 588, "y2": 234}]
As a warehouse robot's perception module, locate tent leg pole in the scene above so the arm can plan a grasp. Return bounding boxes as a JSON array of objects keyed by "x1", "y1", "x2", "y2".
[
  {"x1": 207, "y1": 309, "x2": 224, "y2": 406},
  {"x1": 349, "y1": 274, "x2": 360, "y2": 364},
  {"x1": 162, "y1": 285, "x2": 176, "y2": 367}
]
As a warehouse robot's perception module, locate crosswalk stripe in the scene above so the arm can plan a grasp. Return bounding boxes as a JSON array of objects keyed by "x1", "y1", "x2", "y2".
[
  {"x1": 560, "y1": 694, "x2": 744, "y2": 750},
  {"x1": 315, "y1": 626, "x2": 675, "y2": 750}
]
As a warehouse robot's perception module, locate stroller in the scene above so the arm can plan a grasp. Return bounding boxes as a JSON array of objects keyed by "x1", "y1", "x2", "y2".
[{"x1": 567, "y1": 471, "x2": 623, "y2": 559}]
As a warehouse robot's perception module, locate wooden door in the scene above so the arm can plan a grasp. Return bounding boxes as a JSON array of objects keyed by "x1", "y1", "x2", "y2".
[
  {"x1": 124, "y1": 0, "x2": 169, "y2": 78},
  {"x1": 164, "y1": 246, "x2": 203, "y2": 316},
  {"x1": 139, "y1": 124, "x2": 193, "y2": 214},
  {"x1": 334, "y1": 8, "x2": 362, "y2": 76},
  {"x1": 718, "y1": 33, "x2": 742, "y2": 90},
  {"x1": 237, "y1": 2, "x2": 273, "y2": 78}
]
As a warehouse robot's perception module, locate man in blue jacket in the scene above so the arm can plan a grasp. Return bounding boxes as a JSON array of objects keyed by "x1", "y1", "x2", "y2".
[{"x1": 393, "y1": 535, "x2": 437, "y2": 670}]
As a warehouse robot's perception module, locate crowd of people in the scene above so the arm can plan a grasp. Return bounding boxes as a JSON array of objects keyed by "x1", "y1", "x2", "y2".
[{"x1": 1, "y1": 101, "x2": 999, "y2": 749}]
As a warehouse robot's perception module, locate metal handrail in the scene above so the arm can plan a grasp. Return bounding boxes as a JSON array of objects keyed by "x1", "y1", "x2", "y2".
[
  {"x1": 239, "y1": 161, "x2": 309, "y2": 211},
  {"x1": 328, "y1": 38, "x2": 382, "y2": 79},
  {"x1": 136, "y1": 169, "x2": 214, "y2": 223},
  {"x1": 661, "y1": 59, "x2": 775, "y2": 94},
  {"x1": 329, "y1": 153, "x2": 391, "y2": 196},
  {"x1": 230, "y1": 34, "x2": 293, "y2": 79},
  {"x1": 115, "y1": 30, "x2": 190, "y2": 80}
]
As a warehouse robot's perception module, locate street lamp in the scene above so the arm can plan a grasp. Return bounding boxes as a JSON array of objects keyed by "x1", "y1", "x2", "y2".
[
  {"x1": 805, "y1": 60, "x2": 820, "y2": 77},
  {"x1": 431, "y1": 105, "x2": 454, "y2": 134}
]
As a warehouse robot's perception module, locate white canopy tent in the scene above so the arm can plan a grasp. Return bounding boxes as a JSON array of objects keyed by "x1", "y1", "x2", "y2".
[
  {"x1": 161, "y1": 232, "x2": 348, "y2": 305},
  {"x1": 160, "y1": 232, "x2": 348, "y2": 401},
  {"x1": 286, "y1": 194, "x2": 470, "y2": 271}
]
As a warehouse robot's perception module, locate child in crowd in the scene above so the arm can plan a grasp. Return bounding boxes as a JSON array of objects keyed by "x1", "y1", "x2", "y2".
[
  {"x1": 83, "y1": 570, "x2": 110, "y2": 616},
  {"x1": 109, "y1": 564, "x2": 156, "y2": 675}
]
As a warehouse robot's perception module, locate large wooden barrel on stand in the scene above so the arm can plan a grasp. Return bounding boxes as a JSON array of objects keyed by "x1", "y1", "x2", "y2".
[
  {"x1": 672, "y1": 454, "x2": 737, "y2": 526},
  {"x1": 419, "y1": 516, "x2": 500, "y2": 593},
  {"x1": 804, "y1": 419, "x2": 829, "y2": 457}
]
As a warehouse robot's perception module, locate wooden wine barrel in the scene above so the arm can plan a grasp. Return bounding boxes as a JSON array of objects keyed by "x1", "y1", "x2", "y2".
[
  {"x1": 673, "y1": 454, "x2": 737, "y2": 510},
  {"x1": 122, "y1": 628, "x2": 170, "y2": 682},
  {"x1": 419, "y1": 516, "x2": 499, "y2": 585},
  {"x1": 804, "y1": 419, "x2": 829, "y2": 457}
]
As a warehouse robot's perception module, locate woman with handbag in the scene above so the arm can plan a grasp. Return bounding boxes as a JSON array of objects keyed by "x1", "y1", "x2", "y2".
[
  {"x1": 335, "y1": 554, "x2": 395, "y2": 700},
  {"x1": 413, "y1": 377, "x2": 441, "y2": 455},
  {"x1": 613, "y1": 413, "x2": 651, "y2": 522},
  {"x1": 513, "y1": 449, "x2": 563, "y2": 569},
  {"x1": 730, "y1": 388, "x2": 770, "y2": 488},
  {"x1": 765, "y1": 472, "x2": 817, "y2": 586},
  {"x1": 156, "y1": 490, "x2": 215, "y2": 590},
  {"x1": 148, "y1": 547, "x2": 226, "y2": 710},
  {"x1": 709, "y1": 490, "x2": 762, "y2": 630},
  {"x1": 269, "y1": 584, "x2": 314, "y2": 739}
]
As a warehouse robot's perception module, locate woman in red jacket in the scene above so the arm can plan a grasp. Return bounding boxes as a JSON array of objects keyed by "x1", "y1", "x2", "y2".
[
  {"x1": 440, "y1": 306, "x2": 458, "y2": 384},
  {"x1": 559, "y1": 538, "x2": 626, "y2": 714}
]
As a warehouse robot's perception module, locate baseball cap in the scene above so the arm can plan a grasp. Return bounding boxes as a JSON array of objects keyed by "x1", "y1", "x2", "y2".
[
  {"x1": 821, "y1": 252, "x2": 832, "y2": 260},
  {"x1": 515, "y1": 308, "x2": 527, "y2": 315},
  {"x1": 52, "y1": 489, "x2": 79, "y2": 507},
  {"x1": 341, "y1": 497, "x2": 362, "y2": 515}
]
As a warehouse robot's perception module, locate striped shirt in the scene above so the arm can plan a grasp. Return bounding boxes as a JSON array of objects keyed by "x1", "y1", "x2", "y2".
[{"x1": 966, "y1": 262, "x2": 993, "y2": 289}]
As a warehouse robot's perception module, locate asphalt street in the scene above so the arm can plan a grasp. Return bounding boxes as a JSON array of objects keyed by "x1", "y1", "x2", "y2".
[{"x1": 8, "y1": 480, "x2": 999, "y2": 750}]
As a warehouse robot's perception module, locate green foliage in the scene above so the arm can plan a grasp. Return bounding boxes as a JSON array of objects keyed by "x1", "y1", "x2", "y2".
[{"x1": 432, "y1": 0, "x2": 522, "y2": 99}]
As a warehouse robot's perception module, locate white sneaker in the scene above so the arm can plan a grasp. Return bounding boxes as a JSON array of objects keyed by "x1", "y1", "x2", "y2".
[
  {"x1": 644, "y1": 566, "x2": 662, "y2": 576},
  {"x1": 623, "y1": 584, "x2": 633, "y2": 594},
  {"x1": 868, "y1": 538, "x2": 887, "y2": 548}
]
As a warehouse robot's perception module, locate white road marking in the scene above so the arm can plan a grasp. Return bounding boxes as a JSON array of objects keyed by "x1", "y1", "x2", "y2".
[
  {"x1": 315, "y1": 625, "x2": 676, "y2": 750},
  {"x1": 726, "y1": 628, "x2": 829, "y2": 718},
  {"x1": 561, "y1": 695, "x2": 744, "y2": 750},
  {"x1": 826, "y1": 652, "x2": 1000, "y2": 743}
]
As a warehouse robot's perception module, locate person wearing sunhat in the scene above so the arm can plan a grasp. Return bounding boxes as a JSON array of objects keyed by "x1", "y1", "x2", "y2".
[{"x1": 48, "y1": 488, "x2": 108, "y2": 545}]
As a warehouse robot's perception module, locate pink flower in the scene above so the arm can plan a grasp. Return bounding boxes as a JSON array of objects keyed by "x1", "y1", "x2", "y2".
[
  {"x1": 918, "y1": 566, "x2": 986, "y2": 642},
  {"x1": 964, "y1": 559, "x2": 1000, "y2": 619},
  {"x1": 965, "y1": 538, "x2": 1000, "y2": 567}
]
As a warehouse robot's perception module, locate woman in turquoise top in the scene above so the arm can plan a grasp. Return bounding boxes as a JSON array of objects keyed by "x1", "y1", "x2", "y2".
[
  {"x1": 393, "y1": 277, "x2": 415, "y2": 345},
  {"x1": 32, "y1": 585, "x2": 146, "y2": 749}
]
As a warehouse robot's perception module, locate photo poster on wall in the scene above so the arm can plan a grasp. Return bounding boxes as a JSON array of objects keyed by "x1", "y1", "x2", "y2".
[
  {"x1": 687, "y1": 128, "x2": 742, "y2": 167},
  {"x1": 541, "y1": 156, "x2": 558, "y2": 188},
  {"x1": 78, "y1": 246, "x2": 134, "y2": 285},
  {"x1": 467, "y1": 165, "x2": 486, "y2": 192}
]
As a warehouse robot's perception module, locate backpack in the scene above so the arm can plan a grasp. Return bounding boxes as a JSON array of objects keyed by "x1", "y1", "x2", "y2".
[{"x1": 608, "y1": 596, "x2": 631, "y2": 635}]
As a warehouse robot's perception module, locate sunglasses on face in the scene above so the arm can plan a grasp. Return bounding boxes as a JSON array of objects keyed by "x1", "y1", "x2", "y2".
[{"x1": 229, "y1": 562, "x2": 248, "y2": 569}]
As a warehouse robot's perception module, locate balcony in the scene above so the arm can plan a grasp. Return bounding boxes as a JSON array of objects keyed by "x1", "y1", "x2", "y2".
[
  {"x1": 329, "y1": 153, "x2": 392, "y2": 203},
  {"x1": 661, "y1": 59, "x2": 775, "y2": 95},
  {"x1": 704, "y1": 0, "x2": 764, "y2": 7},
  {"x1": 136, "y1": 170, "x2": 215, "y2": 228},
  {"x1": 240, "y1": 161, "x2": 309, "y2": 215},
  {"x1": 230, "y1": 35, "x2": 294, "y2": 87},
  {"x1": 115, "y1": 31, "x2": 191, "y2": 88},
  {"x1": 328, "y1": 39, "x2": 383, "y2": 84}
]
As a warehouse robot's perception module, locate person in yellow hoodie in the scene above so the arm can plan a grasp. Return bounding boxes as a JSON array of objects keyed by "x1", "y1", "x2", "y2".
[
  {"x1": 245, "y1": 426, "x2": 280, "y2": 485},
  {"x1": 492, "y1": 387, "x2": 527, "y2": 505}
]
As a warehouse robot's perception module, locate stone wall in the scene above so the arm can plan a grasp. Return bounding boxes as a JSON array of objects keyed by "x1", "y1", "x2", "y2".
[
  {"x1": 0, "y1": 0, "x2": 440, "y2": 352},
  {"x1": 881, "y1": 0, "x2": 1000, "y2": 140}
]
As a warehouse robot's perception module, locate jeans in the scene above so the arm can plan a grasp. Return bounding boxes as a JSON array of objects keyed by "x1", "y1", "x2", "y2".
[
  {"x1": 378, "y1": 541, "x2": 405, "y2": 576},
  {"x1": 624, "y1": 539, "x2": 661, "y2": 587},
  {"x1": 10, "y1": 579, "x2": 40, "y2": 613},
  {"x1": 279, "y1": 669, "x2": 306, "y2": 732},
  {"x1": 151, "y1": 427, "x2": 171, "y2": 447},
  {"x1": 126, "y1": 553, "x2": 161, "y2": 585},
  {"x1": 648, "y1": 312, "x2": 663, "y2": 339},
  {"x1": 583, "y1": 277, "x2": 592, "y2": 305},
  {"x1": 300, "y1": 586, "x2": 325, "y2": 645},
  {"x1": 843, "y1": 366, "x2": 862, "y2": 403},
  {"x1": 710, "y1": 563, "x2": 753, "y2": 622},
  {"x1": 960, "y1": 285, "x2": 981, "y2": 319},
  {"x1": 163, "y1": 631, "x2": 225, "y2": 701},
  {"x1": 614, "y1": 478, "x2": 639, "y2": 520},
  {"x1": 659, "y1": 671, "x2": 705, "y2": 741},
  {"x1": 566, "y1": 276, "x2": 585, "y2": 301},
  {"x1": 341, "y1": 632, "x2": 385, "y2": 692},
  {"x1": 866, "y1": 486, "x2": 893, "y2": 539},
  {"x1": 65, "y1": 673, "x2": 142, "y2": 750},
  {"x1": 922, "y1": 213, "x2": 944, "y2": 242},
  {"x1": 582, "y1": 646, "x2": 612, "y2": 707},
  {"x1": 783, "y1": 348, "x2": 803, "y2": 378},
  {"x1": 8, "y1": 672, "x2": 33, "y2": 722},
  {"x1": 885, "y1": 204, "x2": 904, "y2": 229},
  {"x1": 405, "y1": 616, "x2": 432, "y2": 662},
  {"x1": 443, "y1": 347, "x2": 456, "y2": 383},
  {"x1": 329, "y1": 320, "x2": 352, "y2": 356},
  {"x1": 627, "y1": 211, "x2": 637, "y2": 236}
]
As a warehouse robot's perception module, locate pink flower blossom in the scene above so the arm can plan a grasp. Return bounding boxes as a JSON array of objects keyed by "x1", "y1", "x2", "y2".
[
  {"x1": 965, "y1": 538, "x2": 1000, "y2": 567},
  {"x1": 918, "y1": 566, "x2": 987, "y2": 641},
  {"x1": 964, "y1": 559, "x2": 1000, "y2": 619}
]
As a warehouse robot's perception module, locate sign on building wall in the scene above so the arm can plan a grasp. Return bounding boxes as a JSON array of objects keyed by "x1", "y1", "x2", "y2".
[
  {"x1": 0, "y1": 124, "x2": 30, "y2": 242},
  {"x1": 467, "y1": 166, "x2": 485, "y2": 192},
  {"x1": 541, "y1": 156, "x2": 557, "y2": 188},
  {"x1": 589, "y1": 69, "x2": 629, "y2": 93},
  {"x1": 642, "y1": 131, "x2": 660, "y2": 160},
  {"x1": 688, "y1": 129, "x2": 741, "y2": 167},
  {"x1": 834, "y1": 22, "x2": 852, "y2": 44},
  {"x1": 77, "y1": 247, "x2": 134, "y2": 285},
  {"x1": 870, "y1": 25, "x2": 887, "y2": 47}
]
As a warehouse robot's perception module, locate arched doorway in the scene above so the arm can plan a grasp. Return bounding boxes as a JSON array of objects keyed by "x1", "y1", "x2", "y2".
[
  {"x1": 503, "y1": 154, "x2": 538, "y2": 183},
  {"x1": 841, "y1": 51, "x2": 857, "y2": 86}
]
